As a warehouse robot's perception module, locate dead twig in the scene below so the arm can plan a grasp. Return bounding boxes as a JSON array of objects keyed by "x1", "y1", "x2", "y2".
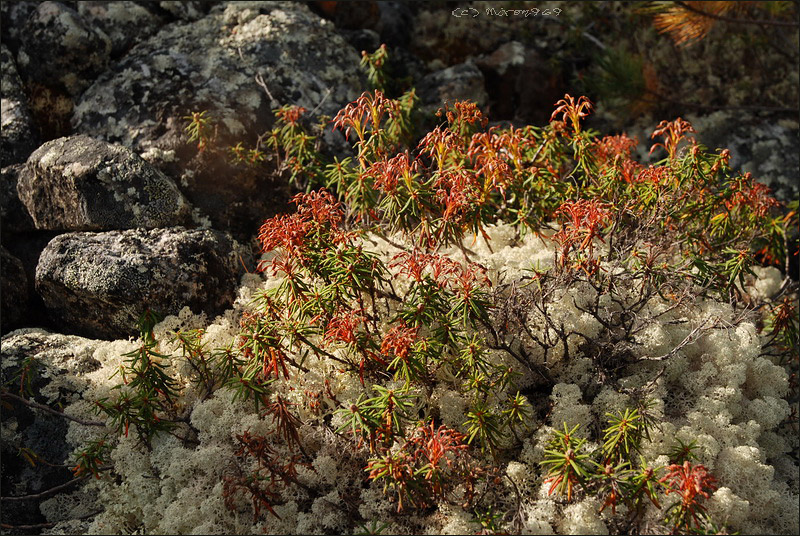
[{"x1": 1, "y1": 391, "x2": 105, "y2": 427}]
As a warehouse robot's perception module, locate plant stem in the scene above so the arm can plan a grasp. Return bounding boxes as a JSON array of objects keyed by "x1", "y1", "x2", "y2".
[{"x1": 1, "y1": 391, "x2": 105, "y2": 427}]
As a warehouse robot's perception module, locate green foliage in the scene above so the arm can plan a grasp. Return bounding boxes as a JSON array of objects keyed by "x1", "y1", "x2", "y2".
[
  {"x1": 183, "y1": 110, "x2": 215, "y2": 152},
  {"x1": 95, "y1": 311, "x2": 180, "y2": 444},
  {"x1": 541, "y1": 423, "x2": 592, "y2": 501},
  {"x1": 602, "y1": 407, "x2": 645, "y2": 464},
  {"x1": 540, "y1": 407, "x2": 733, "y2": 534},
  {"x1": 361, "y1": 44, "x2": 390, "y2": 93},
  {"x1": 72, "y1": 436, "x2": 111, "y2": 479},
  {"x1": 64, "y1": 85, "x2": 794, "y2": 534},
  {"x1": 464, "y1": 400, "x2": 507, "y2": 457}
]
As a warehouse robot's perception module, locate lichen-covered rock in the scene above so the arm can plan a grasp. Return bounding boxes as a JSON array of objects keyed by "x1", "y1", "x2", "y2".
[
  {"x1": 0, "y1": 328, "x2": 102, "y2": 526},
  {"x1": 410, "y1": 3, "x2": 533, "y2": 67},
  {"x1": 687, "y1": 112, "x2": 799, "y2": 204},
  {"x1": 76, "y1": 1, "x2": 166, "y2": 57},
  {"x1": 16, "y1": 1, "x2": 112, "y2": 97},
  {"x1": 17, "y1": 135, "x2": 192, "y2": 231},
  {"x1": 0, "y1": 1, "x2": 39, "y2": 55},
  {"x1": 1, "y1": 164, "x2": 36, "y2": 235},
  {"x1": 35, "y1": 227, "x2": 249, "y2": 339},
  {"x1": 1, "y1": 44, "x2": 40, "y2": 167},
  {"x1": 416, "y1": 61, "x2": 488, "y2": 115},
  {"x1": 157, "y1": 0, "x2": 213, "y2": 22},
  {"x1": 0, "y1": 328, "x2": 103, "y2": 392},
  {"x1": 71, "y1": 1, "x2": 363, "y2": 236},
  {"x1": 73, "y1": 1, "x2": 362, "y2": 159},
  {"x1": 1, "y1": 246, "x2": 29, "y2": 333}
]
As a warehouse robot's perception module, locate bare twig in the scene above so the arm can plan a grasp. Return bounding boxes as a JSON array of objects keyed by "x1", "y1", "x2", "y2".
[
  {"x1": 1, "y1": 471, "x2": 99, "y2": 502},
  {"x1": 255, "y1": 72, "x2": 278, "y2": 108},
  {"x1": 309, "y1": 87, "x2": 333, "y2": 117},
  {"x1": 1, "y1": 391, "x2": 105, "y2": 427}
]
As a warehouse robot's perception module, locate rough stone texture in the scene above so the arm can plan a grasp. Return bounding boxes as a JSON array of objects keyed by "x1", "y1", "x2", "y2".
[
  {"x1": 0, "y1": 1, "x2": 39, "y2": 55},
  {"x1": 73, "y1": 1, "x2": 363, "y2": 152},
  {"x1": 76, "y1": 1, "x2": 166, "y2": 58},
  {"x1": 1, "y1": 164, "x2": 36, "y2": 236},
  {"x1": 475, "y1": 41, "x2": 566, "y2": 126},
  {"x1": 35, "y1": 227, "x2": 249, "y2": 339},
  {"x1": 71, "y1": 1, "x2": 363, "y2": 236},
  {"x1": 157, "y1": 0, "x2": 211, "y2": 22},
  {"x1": 374, "y1": 2, "x2": 416, "y2": 48},
  {"x1": 410, "y1": 3, "x2": 532, "y2": 67},
  {"x1": 1, "y1": 246, "x2": 29, "y2": 334},
  {"x1": 16, "y1": 2, "x2": 112, "y2": 97},
  {"x1": 1, "y1": 44, "x2": 40, "y2": 167},
  {"x1": 17, "y1": 135, "x2": 192, "y2": 231},
  {"x1": 0, "y1": 329, "x2": 102, "y2": 526},
  {"x1": 416, "y1": 61, "x2": 488, "y2": 115},
  {"x1": 689, "y1": 112, "x2": 799, "y2": 205}
]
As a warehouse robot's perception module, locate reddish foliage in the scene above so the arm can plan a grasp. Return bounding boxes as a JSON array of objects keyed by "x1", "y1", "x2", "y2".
[
  {"x1": 593, "y1": 133, "x2": 639, "y2": 163},
  {"x1": 366, "y1": 152, "x2": 419, "y2": 194},
  {"x1": 554, "y1": 199, "x2": 612, "y2": 253},
  {"x1": 660, "y1": 461, "x2": 718, "y2": 532},
  {"x1": 324, "y1": 308, "x2": 365, "y2": 347},
  {"x1": 635, "y1": 165, "x2": 672, "y2": 186},
  {"x1": 726, "y1": 173, "x2": 779, "y2": 217},
  {"x1": 292, "y1": 189, "x2": 344, "y2": 228},
  {"x1": 418, "y1": 126, "x2": 463, "y2": 169},
  {"x1": 390, "y1": 251, "x2": 490, "y2": 294},
  {"x1": 438, "y1": 100, "x2": 489, "y2": 130},
  {"x1": 550, "y1": 94, "x2": 593, "y2": 134},
  {"x1": 650, "y1": 117, "x2": 696, "y2": 159},
  {"x1": 275, "y1": 105, "x2": 307, "y2": 126},
  {"x1": 380, "y1": 321, "x2": 419, "y2": 361},
  {"x1": 332, "y1": 90, "x2": 398, "y2": 141},
  {"x1": 258, "y1": 213, "x2": 312, "y2": 259},
  {"x1": 265, "y1": 395, "x2": 303, "y2": 447}
]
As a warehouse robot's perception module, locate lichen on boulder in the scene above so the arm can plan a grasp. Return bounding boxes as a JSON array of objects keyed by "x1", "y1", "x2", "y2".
[
  {"x1": 35, "y1": 227, "x2": 249, "y2": 339},
  {"x1": 16, "y1": 1, "x2": 112, "y2": 97},
  {"x1": 17, "y1": 135, "x2": 192, "y2": 231},
  {"x1": 71, "y1": 1, "x2": 364, "y2": 236}
]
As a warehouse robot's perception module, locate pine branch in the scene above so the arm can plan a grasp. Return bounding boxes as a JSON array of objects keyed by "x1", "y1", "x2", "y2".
[{"x1": 673, "y1": 1, "x2": 798, "y2": 28}]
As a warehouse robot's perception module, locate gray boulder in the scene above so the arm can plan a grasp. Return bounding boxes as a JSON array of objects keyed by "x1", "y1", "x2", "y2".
[
  {"x1": 16, "y1": 1, "x2": 112, "y2": 97},
  {"x1": 35, "y1": 227, "x2": 248, "y2": 339},
  {"x1": 73, "y1": 0, "x2": 362, "y2": 158},
  {"x1": 1, "y1": 44, "x2": 39, "y2": 167},
  {"x1": 71, "y1": 1, "x2": 363, "y2": 235},
  {"x1": 0, "y1": 329, "x2": 102, "y2": 525},
  {"x1": 0, "y1": 1, "x2": 39, "y2": 55},
  {"x1": 17, "y1": 135, "x2": 192, "y2": 231},
  {"x1": 76, "y1": 1, "x2": 166, "y2": 57},
  {"x1": 157, "y1": 1, "x2": 211, "y2": 22},
  {"x1": 417, "y1": 61, "x2": 488, "y2": 115}
]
